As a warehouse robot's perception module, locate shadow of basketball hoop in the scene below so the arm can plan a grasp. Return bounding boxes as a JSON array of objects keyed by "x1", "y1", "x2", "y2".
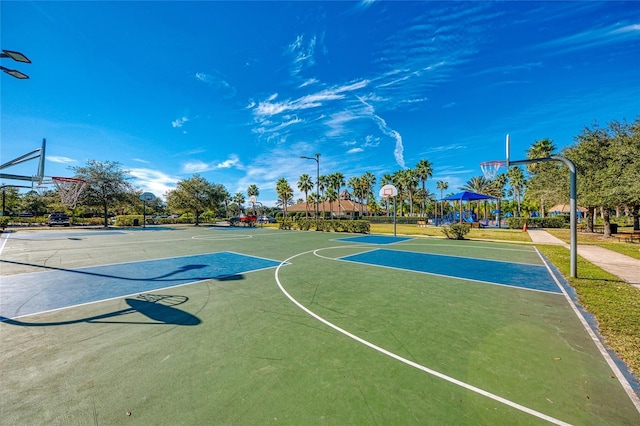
[{"x1": 0, "y1": 293, "x2": 201, "y2": 327}]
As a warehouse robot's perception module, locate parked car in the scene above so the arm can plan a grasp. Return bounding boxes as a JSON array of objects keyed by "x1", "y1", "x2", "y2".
[
  {"x1": 229, "y1": 214, "x2": 258, "y2": 226},
  {"x1": 258, "y1": 215, "x2": 276, "y2": 223},
  {"x1": 48, "y1": 213, "x2": 70, "y2": 227}
]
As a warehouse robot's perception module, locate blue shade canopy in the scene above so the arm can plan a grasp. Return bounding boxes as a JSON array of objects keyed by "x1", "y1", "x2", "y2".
[{"x1": 441, "y1": 191, "x2": 495, "y2": 201}]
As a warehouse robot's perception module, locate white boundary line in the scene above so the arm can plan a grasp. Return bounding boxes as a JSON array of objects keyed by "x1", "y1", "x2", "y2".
[
  {"x1": 332, "y1": 247, "x2": 562, "y2": 296},
  {"x1": 0, "y1": 231, "x2": 10, "y2": 257},
  {"x1": 2, "y1": 252, "x2": 283, "y2": 321},
  {"x1": 535, "y1": 247, "x2": 640, "y2": 412},
  {"x1": 274, "y1": 247, "x2": 571, "y2": 425}
]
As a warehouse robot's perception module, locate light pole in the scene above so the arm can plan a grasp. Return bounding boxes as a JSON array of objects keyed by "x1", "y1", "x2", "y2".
[
  {"x1": 300, "y1": 153, "x2": 320, "y2": 219},
  {"x1": 1, "y1": 49, "x2": 31, "y2": 79}
]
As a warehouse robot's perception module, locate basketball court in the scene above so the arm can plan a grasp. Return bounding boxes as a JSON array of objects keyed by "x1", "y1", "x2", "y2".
[{"x1": 1, "y1": 226, "x2": 639, "y2": 424}]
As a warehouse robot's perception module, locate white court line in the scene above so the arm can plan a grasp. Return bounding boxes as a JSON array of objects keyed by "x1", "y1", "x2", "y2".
[
  {"x1": 320, "y1": 246, "x2": 561, "y2": 296},
  {"x1": 0, "y1": 231, "x2": 10, "y2": 257},
  {"x1": 274, "y1": 247, "x2": 572, "y2": 425},
  {"x1": 535, "y1": 247, "x2": 640, "y2": 413}
]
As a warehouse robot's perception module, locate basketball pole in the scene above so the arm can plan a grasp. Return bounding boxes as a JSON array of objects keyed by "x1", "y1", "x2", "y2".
[{"x1": 508, "y1": 156, "x2": 578, "y2": 278}]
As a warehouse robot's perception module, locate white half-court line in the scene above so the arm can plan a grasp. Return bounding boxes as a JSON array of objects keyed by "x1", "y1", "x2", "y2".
[
  {"x1": 535, "y1": 247, "x2": 640, "y2": 413},
  {"x1": 275, "y1": 248, "x2": 571, "y2": 426}
]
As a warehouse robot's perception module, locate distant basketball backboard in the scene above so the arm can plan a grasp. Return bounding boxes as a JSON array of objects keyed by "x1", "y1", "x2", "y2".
[{"x1": 379, "y1": 184, "x2": 398, "y2": 198}]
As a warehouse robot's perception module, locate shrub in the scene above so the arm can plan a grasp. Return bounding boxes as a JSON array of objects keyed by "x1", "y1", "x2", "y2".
[
  {"x1": 286, "y1": 219, "x2": 370, "y2": 233},
  {"x1": 442, "y1": 223, "x2": 470, "y2": 240},
  {"x1": 0, "y1": 216, "x2": 9, "y2": 230}
]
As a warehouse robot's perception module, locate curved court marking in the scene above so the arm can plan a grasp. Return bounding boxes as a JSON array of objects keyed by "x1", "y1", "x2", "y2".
[
  {"x1": 535, "y1": 248, "x2": 640, "y2": 412},
  {"x1": 274, "y1": 247, "x2": 571, "y2": 425}
]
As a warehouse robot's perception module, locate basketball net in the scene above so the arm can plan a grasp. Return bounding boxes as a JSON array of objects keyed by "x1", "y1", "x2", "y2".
[
  {"x1": 480, "y1": 161, "x2": 505, "y2": 180},
  {"x1": 52, "y1": 177, "x2": 87, "y2": 209}
]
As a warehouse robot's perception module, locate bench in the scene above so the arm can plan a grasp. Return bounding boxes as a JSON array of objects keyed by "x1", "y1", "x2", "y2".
[
  {"x1": 417, "y1": 220, "x2": 427, "y2": 228},
  {"x1": 617, "y1": 231, "x2": 640, "y2": 243}
]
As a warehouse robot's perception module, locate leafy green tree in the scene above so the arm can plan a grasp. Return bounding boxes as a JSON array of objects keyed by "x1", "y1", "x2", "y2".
[
  {"x1": 71, "y1": 160, "x2": 133, "y2": 227},
  {"x1": 415, "y1": 159, "x2": 433, "y2": 217},
  {"x1": 1, "y1": 186, "x2": 21, "y2": 216},
  {"x1": 165, "y1": 174, "x2": 225, "y2": 226}
]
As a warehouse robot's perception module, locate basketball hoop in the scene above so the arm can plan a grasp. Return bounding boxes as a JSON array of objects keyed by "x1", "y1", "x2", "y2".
[
  {"x1": 480, "y1": 161, "x2": 506, "y2": 180},
  {"x1": 52, "y1": 177, "x2": 86, "y2": 208},
  {"x1": 379, "y1": 184, "x2": 398, "y2": 198}
]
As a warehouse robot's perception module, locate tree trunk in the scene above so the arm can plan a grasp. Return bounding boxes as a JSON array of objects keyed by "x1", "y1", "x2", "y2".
[
  {"x1": 586, "y1": 207, "x2": 595, "y2": 232},
  {"x1": 602, "y1": 207, "x2": 611, "y2": 237},
  {"x1": 632, "y1": 204, "x2": 639, "y2": 231},
  {"x1": 103, "y1": 201, "x2": 109, "y2": 228}
]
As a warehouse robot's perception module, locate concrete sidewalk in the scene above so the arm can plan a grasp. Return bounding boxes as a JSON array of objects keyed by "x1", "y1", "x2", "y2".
[{"x1": 527, "y1": 228, "x2": 640, "y2": 288}]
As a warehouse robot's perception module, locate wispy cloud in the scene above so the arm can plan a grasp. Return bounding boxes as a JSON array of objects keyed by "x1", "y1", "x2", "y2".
[
  {"x1": 181, "y1": 155, "x2": 242, "y2": 174},
  {"x1": 47, "y1": 156, "x2": 76, "y2": 163},
  {"x1": 172, "y1": 116, "x2": 188, "y2": 128},
  {"x1": 195, "y1": 71, "x2": 237, "y2": 99},
  {"x1": 128, "y1": 168, "x2": 180, "y2": 197},
  {"x1": 536, "y1": 22, "x2": 640, "y2": 54}
]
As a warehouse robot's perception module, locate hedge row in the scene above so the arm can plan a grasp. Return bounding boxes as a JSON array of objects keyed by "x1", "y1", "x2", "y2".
[
  {"x1": 280, "y1": 219, "x2": 370, "y2": 233},
  {"x1": 506, "y1": 217, "x2": 568, "y2": 229}
]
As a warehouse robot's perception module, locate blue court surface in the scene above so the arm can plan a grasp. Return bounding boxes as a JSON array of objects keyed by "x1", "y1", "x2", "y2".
[
  {"x1": 336, "y1": 235, "x2": 413, "y2": 245},
  {"x1": 340, "y1": 248, "x2": 561, "y2": 293},
  {"x1": 0, "y1": 252, "x2": 282, "y2": 319}
]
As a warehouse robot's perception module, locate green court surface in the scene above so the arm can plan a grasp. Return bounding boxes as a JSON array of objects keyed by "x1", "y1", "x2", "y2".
[{"x1": 1, "y1": 226, "x2": 639, "y2": 425}]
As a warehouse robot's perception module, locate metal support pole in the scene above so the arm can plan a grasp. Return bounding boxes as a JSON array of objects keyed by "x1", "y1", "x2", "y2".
[{"x1": 509, "y1": 155, "x2": 578, "y2": 278}]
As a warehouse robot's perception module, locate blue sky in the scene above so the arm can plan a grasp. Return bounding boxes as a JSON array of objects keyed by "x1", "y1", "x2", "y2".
[{"x1": 2, "y1": 1, "x2": 638, "y2": 206}]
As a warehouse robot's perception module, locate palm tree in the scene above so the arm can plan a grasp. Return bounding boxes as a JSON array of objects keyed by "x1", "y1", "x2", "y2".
[
  {"x1": 325, "y1": 187, "x2": 338, "y2": 218},
  {"x1": 221, "y1": 189, "x2": 231, "y2": 217},
  {"x1": 380, "y1": 173, "x2": 394, "y2": 215},
  {"x1": 276, "y1": 178, "x2": 293, "y2": 218},
  {"x1": 360, "y1": 172, "x2": 376, "y2": 216},
  {"x1": 506, "y1": 166, "x2": 526, "y2": 216},
  {"x1": 436, "y1": 180, "x2": 449, "y2": 222},
  {"x1": 526, "y1": 138, "x2": 556, "y2": 174},
  {"x1": 330, "y1": 172, "x2": 345, "y2": 219},
  {"x1": 297, "y1": 173, "x2": 313, "y2": 218},
  {"x1": 526, "y1": 138, "x2": 557, "y2": 217},
  {"x1": 461, "y1": 176, "x2": 493, "y2": 220},
  {"x1": 415, "y1": 159, "x2": 433, "y2": 217},
  {"x1": 347, "y1": 176, "x2": 360, "y2": 219},
  {"x1": 247, "y1": 184, "x2": 259, "y2": 214},
  {"x1": 461, "y1": 176, "x2": 492, "y2": 194},
  {"x1": 392, "y1": 169, "x2": 407, "y2": 217},
  {"x1": 232, "y1": 192, "x2": 245, "y2": 215}
]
